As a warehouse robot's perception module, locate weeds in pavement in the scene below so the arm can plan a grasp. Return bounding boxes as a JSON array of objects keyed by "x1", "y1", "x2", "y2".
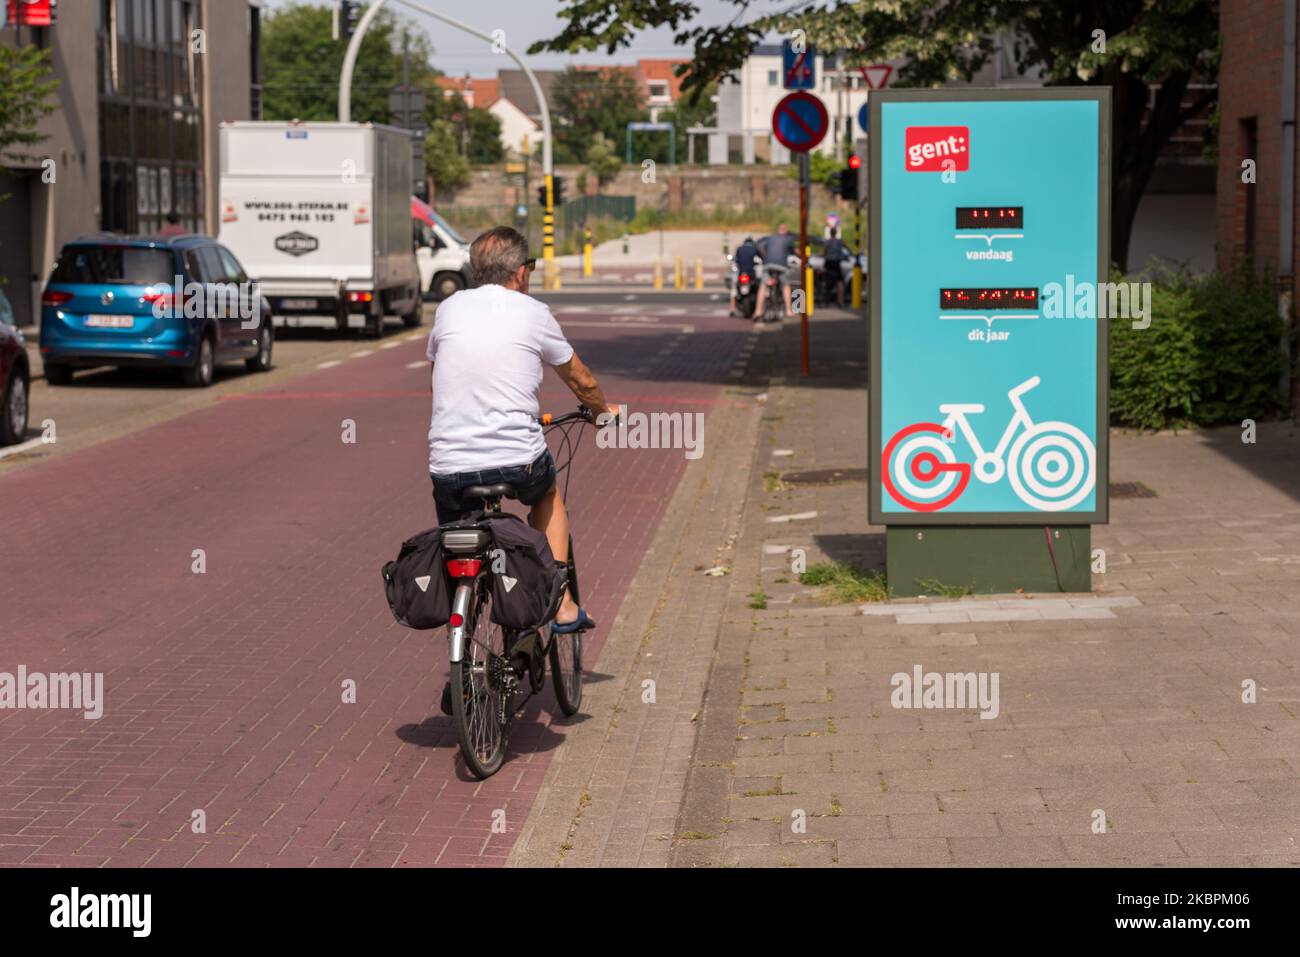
[
  {"x1": 799, "y1": 561, "x2": 889, "y2": 603},
  {"x1": 749, "y1": 584, "x2": 769, "y2": 609},
  {"x1": 915, "y1": 578, "x2": 975, "y2": 598},
  {"x1": 762, "y1": 470, "x2": 791, "y2": 492}
]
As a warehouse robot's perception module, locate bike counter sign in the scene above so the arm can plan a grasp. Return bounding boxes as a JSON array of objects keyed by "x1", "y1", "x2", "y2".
[{"x1": 868, "y1": 89, "x2": 1110, "y2": 525}]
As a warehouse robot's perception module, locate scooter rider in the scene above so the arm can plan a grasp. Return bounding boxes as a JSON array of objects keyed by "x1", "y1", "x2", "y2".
[
  {"x1": 730, "y1": 236, "x2": 759, "y2": 317},
  {"x1": 823, "y1": 227, "x2": 850, "y2": 308}
]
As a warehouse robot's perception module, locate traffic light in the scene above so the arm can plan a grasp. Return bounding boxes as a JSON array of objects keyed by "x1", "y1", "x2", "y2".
[
  {"x1": 839, "y1": 153, "x2": 862, "y2": 201},
  {"x1": 553, "y1": 176, "x2": 566, "y2": 205},
  {"x1": 339, "y1": 1, "x2": 360, "y2": 40},
  {"x1": 537, "y1": 184, "x2": 548, "y2": 207}
]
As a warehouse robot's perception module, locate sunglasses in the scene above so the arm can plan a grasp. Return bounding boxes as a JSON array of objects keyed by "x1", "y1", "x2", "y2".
[{"x1": 525, "y1": 258, "x2": 537, "y2": 273}]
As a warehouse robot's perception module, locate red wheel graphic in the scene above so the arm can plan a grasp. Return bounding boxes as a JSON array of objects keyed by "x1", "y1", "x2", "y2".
[{"x1": 882, "y1": 422, "x2": 972, "y2": 512}]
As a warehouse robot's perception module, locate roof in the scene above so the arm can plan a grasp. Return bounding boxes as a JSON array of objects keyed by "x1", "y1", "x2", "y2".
[
  {"x1": 637, "y1": 58, "x2": 690, "y2": 100},
  {"x1": 496, "y1": 69, "x2": 563, "y2": 118},
  {"x1": 67, "y1": 233, "x2": 213, "y2": 249},
  {"x1": 434, "y1": 75, "x2": 501, "y2": 109}
]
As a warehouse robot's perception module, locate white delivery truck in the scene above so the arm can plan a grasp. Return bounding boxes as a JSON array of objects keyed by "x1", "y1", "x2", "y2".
[{"x1": 218, "y1": 121, "x2": 423, "y2": 337}]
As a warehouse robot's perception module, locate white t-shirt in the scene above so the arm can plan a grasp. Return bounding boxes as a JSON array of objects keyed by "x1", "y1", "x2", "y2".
[{"x1": 426, "y1": 284, "x2": 575, "y2": 474}]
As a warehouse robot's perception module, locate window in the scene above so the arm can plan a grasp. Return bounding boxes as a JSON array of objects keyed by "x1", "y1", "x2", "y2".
[
  {"x1": 51, "y1": 245, "x2": 176, "y2": 284},
  {"x1": 767, "y1": 70, "x2": 778, "y2": 86},
  {"x1": 648, "y1": 81, "x2": 669, "y2": 101},
  {"x1": 217, "y1": 247, "x2": 248, "y2": 283}
]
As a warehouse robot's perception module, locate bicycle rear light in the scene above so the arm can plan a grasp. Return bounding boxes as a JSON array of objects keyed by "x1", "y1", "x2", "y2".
[
  {"x1": 445, "y1": 559, "x2": 482, "y2": 578},
  {"x1": 448, "y1": 612, "x2": 464, "y2": 627}
]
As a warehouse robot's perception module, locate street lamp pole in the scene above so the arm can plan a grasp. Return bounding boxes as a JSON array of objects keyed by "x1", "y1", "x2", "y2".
[{"x1": 337, "y1": 0, "x2": 558, "y2": 283}]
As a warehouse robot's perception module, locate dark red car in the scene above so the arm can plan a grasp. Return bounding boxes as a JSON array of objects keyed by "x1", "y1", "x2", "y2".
[{"x1": 0, "y1": 289, "x2": 31, "y2": 446}]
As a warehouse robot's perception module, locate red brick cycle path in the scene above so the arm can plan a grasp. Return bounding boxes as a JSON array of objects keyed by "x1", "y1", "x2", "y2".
[{"x1": 0, "y1": 302, "x2": 749, "y2": 867}]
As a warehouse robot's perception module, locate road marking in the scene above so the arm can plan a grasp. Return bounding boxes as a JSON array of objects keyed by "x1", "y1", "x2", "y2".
[
  {"x1": 0, "y1": 436, "x2": 46, "y2": 461},
  {"x1": 379, "y1": 340, "x2": 404, "y2": 349},
  {"x1": 350, "y1": 350, "x2": 373, "y2": 358},
  {"x1": 772, "y1": 449, "x2": 794, "y2": 457},
  {"x1": 766, "y1": 511, "x2": 819, "y2": 524},
  {"x1": 406, "y1": 360, "x2": 427, "y2": 369},
  {"x1": 623, "y1": 294, "x2": 638, "y2": 301},
  {"x1": 558, "y1": 321, "x2": 697, "y2": 333},
  {"x1": 404, "y1": 331, "x2": 426, "y2": 341},
  {"x1": 317, "y1": 360, "x2": 344, "y2": 369},
  {"x1": 556, "y1": 305, "x2": 593, "y2": 314}
]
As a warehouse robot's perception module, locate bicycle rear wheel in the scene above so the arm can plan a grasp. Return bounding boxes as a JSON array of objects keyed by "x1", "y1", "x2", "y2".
[
  {"x1": 549, "y1": 535, "x2": 583, "y2": 716},
  {"x1": 451, "y1": 584, "x2": 511, "y2": 778}
]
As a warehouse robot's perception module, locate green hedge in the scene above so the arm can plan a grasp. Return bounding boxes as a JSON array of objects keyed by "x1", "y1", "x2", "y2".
[{"x1": 1109, "y1": 265, "x2": 1287, "y2": 429}]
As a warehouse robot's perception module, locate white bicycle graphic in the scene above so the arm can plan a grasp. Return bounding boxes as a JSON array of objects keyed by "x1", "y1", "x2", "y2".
[{"x1": 882, "y1": 376, "x2": 1096, "y2": 513}]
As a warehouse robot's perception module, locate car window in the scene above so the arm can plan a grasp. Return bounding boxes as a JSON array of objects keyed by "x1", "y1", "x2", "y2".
[
  {"x1": 50, "y1": 245, "x2": 176, "y2": 285},
  {"x1": 430, "y1": 210, "x2": 467, "y2": 246},
  {"x1": 184, "y1": 250, "x2": 206, "y2": 283},
  {"x1": 196, "y1": 247, "x2": 226, "y2": 284},
  {"x1": 216, "y1": 247, "x2": 249, "y2": 283}
]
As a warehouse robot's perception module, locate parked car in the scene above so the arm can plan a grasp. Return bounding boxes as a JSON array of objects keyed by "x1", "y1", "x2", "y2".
[
  {"x1": 0, "y1": 288, "x2": 30, "y2": 445},
  {"x1": 39, "y1": 234, "x2": 273, "y2": 388}
]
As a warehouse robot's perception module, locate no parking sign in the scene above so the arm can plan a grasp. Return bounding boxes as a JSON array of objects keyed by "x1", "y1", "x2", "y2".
[{"x1": 772, "y1": 92, "x2": 828, "y2": 153}]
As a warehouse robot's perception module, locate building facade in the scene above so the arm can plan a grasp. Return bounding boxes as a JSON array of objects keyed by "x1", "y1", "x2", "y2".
[
  {"x1": 0, "y1": 0, "x2": 261, "y2": 325},
  {"x1": 1215, "y1": 0, "x2": 1298, "y2": 287}
]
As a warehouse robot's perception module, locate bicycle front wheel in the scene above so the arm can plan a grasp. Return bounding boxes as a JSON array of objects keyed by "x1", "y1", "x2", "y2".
[
  {"x1": 452, "y1": 584, "x2": 510, "y2": 778},
  {"x1": 549, "y1": 535, "x2": 583, "y2": 716}
]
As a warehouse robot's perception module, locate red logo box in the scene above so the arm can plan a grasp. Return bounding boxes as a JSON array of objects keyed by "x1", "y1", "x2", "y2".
[{"x1": 904, "y1": 126, "x2": 970, "y2": 172}]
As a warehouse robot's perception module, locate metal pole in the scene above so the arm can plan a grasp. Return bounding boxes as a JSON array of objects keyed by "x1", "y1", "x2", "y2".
[
  {"x1": 338, "y1": 0, "x2": 390, "y2": 122},
  {"x1": 798, "y1": 151, "x2": 810, "y2": 376}
]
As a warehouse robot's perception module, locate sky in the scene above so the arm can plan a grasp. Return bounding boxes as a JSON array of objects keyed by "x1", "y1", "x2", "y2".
[{"x1": 259, "y1": 0, "x2": 776, "y2": 76}]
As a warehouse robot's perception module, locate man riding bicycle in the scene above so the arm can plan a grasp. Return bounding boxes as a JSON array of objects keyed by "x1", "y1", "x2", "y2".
[
  {"x1": 755, "y1": 223, "x2": 796, "y2": 319},
  {"x1": 426, "y1": 226, "x2": 620, "y2": 711}
]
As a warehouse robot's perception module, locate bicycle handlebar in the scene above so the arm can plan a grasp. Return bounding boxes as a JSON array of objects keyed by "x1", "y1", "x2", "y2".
[{"x1": 540, "y1": 406, "x2": 598, "y2": 427}]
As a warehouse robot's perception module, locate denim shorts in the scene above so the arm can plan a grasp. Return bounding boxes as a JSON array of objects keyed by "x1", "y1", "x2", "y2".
[{"x1": 430, "y1": 449, "x2": 556, "y2": 525}]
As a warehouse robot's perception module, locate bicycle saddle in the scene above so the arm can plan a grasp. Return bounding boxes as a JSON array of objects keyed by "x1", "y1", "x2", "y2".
[{"x1": 462, "y1": 483, "x2": 517, "y2": 503}]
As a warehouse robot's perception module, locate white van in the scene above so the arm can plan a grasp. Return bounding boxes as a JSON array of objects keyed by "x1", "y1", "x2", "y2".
[
  {"x1": 412, "y1": 197, "x2": 472, "y2": 300},
  {"x1": 219, "y1": 121, "x2": 423, "y2": 337}
]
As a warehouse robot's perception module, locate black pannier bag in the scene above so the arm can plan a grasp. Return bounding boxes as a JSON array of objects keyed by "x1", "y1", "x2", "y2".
[
  {"x1": 481, "y1": 512, "x2": 568, "y2": 633},
  {"x1": 381, "y1": 526, "x2": 452, "y2": 629}
]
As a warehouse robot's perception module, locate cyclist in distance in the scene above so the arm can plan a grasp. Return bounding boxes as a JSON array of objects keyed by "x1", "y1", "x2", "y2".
[
  {"x1": 426, "y1": 226, "x2": 620, "y2": 641},
  {"x1": 755, "y1": 223, "x2": 796, "y2": 318}
]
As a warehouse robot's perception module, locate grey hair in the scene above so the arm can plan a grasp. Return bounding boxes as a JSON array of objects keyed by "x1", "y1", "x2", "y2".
[{"x1": 470, "y1": 226, "x2": 530, "y2": 286}]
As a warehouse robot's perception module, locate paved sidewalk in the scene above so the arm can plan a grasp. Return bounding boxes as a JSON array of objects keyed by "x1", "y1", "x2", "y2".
[
  {"x1": 672, "y1": 312, "x2": 1300, "y2": 867},
  {"x1": 513, "y1": 306, "x2": 1300, "y2": 867}
]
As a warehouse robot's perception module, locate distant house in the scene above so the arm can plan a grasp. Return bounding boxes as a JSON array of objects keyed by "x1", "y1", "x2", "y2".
[
  {"x1": 636, "y1": 58, "x2": 690, "y2": 120},
  {"x1": 435, "y1": 73, "x2": 540, "y2": 156}
]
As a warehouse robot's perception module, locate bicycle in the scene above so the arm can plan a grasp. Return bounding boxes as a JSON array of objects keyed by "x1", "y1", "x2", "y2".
[
  {"x1": 443, "y1": 405, "x2": 595, "y2": 779},
  {"x1": 882, "y1": 376, "x2": 1096, "y2": 513}
]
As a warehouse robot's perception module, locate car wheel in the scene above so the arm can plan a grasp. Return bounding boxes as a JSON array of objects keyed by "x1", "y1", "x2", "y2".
[
  {"x1": 433, "y1": 272, "x2": 465, "y2": 300},
  {"x1": 0, "y1": 370, "x2": 28, "y2": 445},
  {"x1": 401, "y1": 298, "x2": 424, "y2": 328},
  {"x1": 367, "y1": 309, "x2": 384, "y2": 339},
  {"x1": 44, "y1": 363, "x2": 72, "y2": 386},
  {"x1": 183, "y1": 334, "x2": 215, "y2": 388},
  {"x1": 246, "y1": 321, "x2": 273, "y2": 372}
]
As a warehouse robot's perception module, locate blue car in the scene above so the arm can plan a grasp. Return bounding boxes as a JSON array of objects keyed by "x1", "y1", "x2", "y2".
[{"x1": 40, "y1": 234, "x2": 273, "y2": 388}]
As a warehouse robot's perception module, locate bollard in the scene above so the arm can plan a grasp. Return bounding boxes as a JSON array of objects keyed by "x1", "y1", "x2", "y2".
[
  {"x1": 622, "y1": 232, "x2": 629, "y2": 255},
  {"x1": 722, "y1": 232, "x2": 730, "y2": 257},
  {"x1": 582, "y1": 226, "x2": 593, "y2": 278},
  {"x1": 804, "y1": 245, "x2": 814, "y2": 317},
  {"x1": 674, "y1": 255, "x2": 683, "y2": 290},
  {"x1": 694, "y1": 258, "x2": 704, "y2": 290},
  {"x1": 851, "y1": 265, "x2": 863, "y2": 308},
  {"x1": 653, "y1": 258, "x2": 663, "y2": 290}
]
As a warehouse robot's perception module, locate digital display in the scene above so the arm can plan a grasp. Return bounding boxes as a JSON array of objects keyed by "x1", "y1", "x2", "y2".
[
  {"x1": 940, "y1": 287, "x2": 1039, "y2": 310},
  {"x1": 956, "y1": 206, "x2": 1023, "y2": 229}
]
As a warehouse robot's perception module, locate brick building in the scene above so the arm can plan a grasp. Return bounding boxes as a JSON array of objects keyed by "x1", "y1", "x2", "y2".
[{"x1": 1215, "y1": 0, "x2": 1298, "y2": 287}]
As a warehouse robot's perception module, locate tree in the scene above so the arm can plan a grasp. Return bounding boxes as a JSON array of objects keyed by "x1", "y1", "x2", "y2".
[
  {"x1": 467, "y1": 108, "x2": 504, "y2": 164},
  {"x1": 550, "y1": 66, "x2": 648, "y2": 164},
  {"x1": 657, "y1": 80, "x2": 716, "y2": 163},
  {"x1": 533, "y1": 0, "x2": 1220, "y2": 269},
  {"x1": 585, "y1": 133, "x2": 623, "y2": 190},
  {"x1": 262, "y1": 3, "x2": 435, "y2": 124},
  {"x1": 0, "y1": 44, "x2": 59, "y2": 167},
  {"x1": 426, "y1": 120, "x2": 470, "y2": 199}
]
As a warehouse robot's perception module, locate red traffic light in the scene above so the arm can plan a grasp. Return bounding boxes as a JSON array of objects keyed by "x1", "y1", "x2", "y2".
[{"x1": 847, "y1": 154, "x2": 862, "y2": 170}]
